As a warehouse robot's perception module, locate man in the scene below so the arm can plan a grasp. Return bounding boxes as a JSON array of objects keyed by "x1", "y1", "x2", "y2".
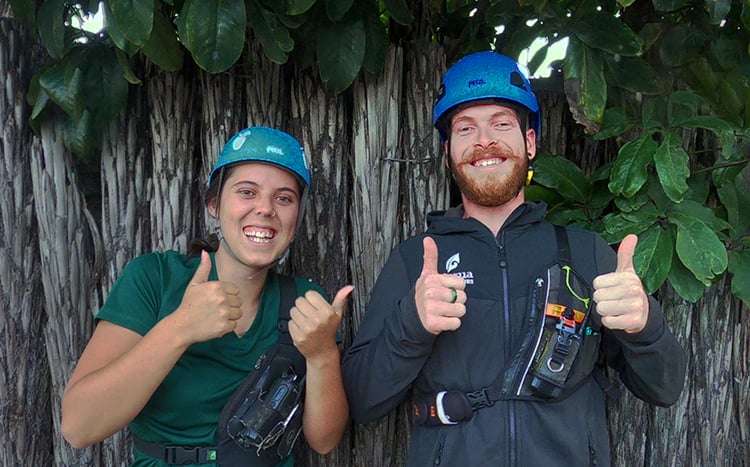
[{"x1": 341, "y1": 51, "x2": 686, "y2": 466}]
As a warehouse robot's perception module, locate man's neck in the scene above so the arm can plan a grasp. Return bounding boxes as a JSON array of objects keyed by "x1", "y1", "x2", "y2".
[{"x1": 462, "y1": 194, "x2": 525, "y2": 237}]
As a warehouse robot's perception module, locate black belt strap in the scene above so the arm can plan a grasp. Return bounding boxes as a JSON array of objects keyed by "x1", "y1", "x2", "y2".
[{"x1": 133, "y1": 437, "x2": 218, "y2": 465}]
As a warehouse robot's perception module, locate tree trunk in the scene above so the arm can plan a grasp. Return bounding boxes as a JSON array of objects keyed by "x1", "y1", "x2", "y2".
[
  {"x1": 148, "y1": 68, "x2": 197, "y2": 252},
  {"x1": 0, "y1": 17, "x2": 53, "y2": 467},
  {"x1": 30, "y1": 123, "x2": 100, "y2": 466},
  {"x1": 399, "y1": 39, "x2": 449, "y2": 237},
  {"x1": 349, "y1": 47, "x2": 410, "y2": 467},
  {"x1": 288, "y1": 66, "x2": 352, "y2": 467},
  {"x1": 96, "y1": 83, "x2": 152, "y2": 467}
]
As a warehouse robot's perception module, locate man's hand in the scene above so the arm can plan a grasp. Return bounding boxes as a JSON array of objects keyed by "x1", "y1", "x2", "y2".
[
  {"x1": 289, "y1": 285, "x2": 354, "y2": 361},
  {"x1": 415, "y1": 236, "x2": 467, "y2": 334},
  {"x1": 593, "y1": 234, "x2": 649, "y2": 333},
  {"x1": 175, "y1": 251, "x2": 243, "y2": 342}
]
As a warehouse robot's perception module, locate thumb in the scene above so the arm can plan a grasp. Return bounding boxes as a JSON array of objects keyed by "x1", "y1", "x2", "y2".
[
  {"x1": 190, "y1": 250, "x2": 212, "y2": 284},
  {"x1": 616, "y1": 234, "x2": 638, "y2": 273},
  {"x1": 331, "y1": 285, "x2": 354, "y2": 316},
  {"x1": 420, "y1": 236, "x2": 439, "y2": 276}
]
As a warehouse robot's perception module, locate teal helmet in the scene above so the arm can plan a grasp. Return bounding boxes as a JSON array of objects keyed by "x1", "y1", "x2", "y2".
[
  {"x1": 433, "y1": 51, "x2": 540, "y2": 141},
  {"x1": 209, "y1": 126, "x2": 311, "y2": 189}
]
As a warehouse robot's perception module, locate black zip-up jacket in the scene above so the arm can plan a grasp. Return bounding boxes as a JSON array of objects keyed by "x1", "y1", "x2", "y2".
[{"x1": 342, "y1": 202, "x2": 686, "y2": 466}]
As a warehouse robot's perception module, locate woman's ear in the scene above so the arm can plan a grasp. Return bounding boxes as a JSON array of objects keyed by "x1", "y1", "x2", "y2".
[{"x1": 206, "y1": 197, "x2": 218, "y2": 219}]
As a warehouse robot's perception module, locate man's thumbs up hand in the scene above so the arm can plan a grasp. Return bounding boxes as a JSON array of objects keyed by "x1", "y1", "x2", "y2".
[
  {"x1": 593, "y1": 234, "x2": 649, "y2": 333},
  {"x1": 415, "y1": 237, "x2": 467, "y2": 335}
]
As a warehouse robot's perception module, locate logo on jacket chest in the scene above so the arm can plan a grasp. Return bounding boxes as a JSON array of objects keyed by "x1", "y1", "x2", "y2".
[{"x1": 444, "y1": 252, "x2": 475, "y2": 285}]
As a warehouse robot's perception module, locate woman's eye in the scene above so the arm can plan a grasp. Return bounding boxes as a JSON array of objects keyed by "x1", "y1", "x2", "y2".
[
  {"x1": 238, "y1": 189, "x2": 255, "y2": 197},
  {"x1": 276, "y1": 195, "x2": 294, "y2": 205}
]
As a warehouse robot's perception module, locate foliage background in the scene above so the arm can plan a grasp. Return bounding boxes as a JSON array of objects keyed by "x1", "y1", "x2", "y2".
[{"x1": 0, "y1": 0, "x2": 748, "y2": 466}]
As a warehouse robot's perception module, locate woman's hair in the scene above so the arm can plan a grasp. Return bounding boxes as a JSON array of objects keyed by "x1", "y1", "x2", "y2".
[{"x1": 186, "y1": 165, "x2": 228, "y2": 258}]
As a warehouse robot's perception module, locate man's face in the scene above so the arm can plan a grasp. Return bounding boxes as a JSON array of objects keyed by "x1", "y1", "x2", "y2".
[{"x1": 446, "y1": 103, "x2": 536, "y2": 207}]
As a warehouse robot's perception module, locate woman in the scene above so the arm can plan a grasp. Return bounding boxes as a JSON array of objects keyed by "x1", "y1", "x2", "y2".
[{"x1": 62, "y1": 127, "x2": 351, "y2": 466}]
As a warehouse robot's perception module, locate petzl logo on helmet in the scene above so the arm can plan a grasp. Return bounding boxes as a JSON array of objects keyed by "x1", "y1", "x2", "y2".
[
  {"x1": 266, "y1": 145, "x2": 284, "y2": 155},
  {"x1": 446, "y1": 253, "x2": 460, "y2": 273},
  {"x1": 468, "y1": 79, "x2": 486, "y2": 87}
]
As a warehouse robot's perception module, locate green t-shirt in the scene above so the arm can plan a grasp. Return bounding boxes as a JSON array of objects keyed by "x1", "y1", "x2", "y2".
[{"x1": 97, "y1": 250, "x2": 324, "y2": 467}]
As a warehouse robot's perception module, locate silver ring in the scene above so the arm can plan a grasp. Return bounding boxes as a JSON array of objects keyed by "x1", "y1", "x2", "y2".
[{"x1": 449, "y1": 287, "x2": 457, "y2": 304}]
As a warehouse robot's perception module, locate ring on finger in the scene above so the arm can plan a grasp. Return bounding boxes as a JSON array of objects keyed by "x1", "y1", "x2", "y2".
[{"x1": 449, "y1": 287, "x2": 458, "y2": 304}]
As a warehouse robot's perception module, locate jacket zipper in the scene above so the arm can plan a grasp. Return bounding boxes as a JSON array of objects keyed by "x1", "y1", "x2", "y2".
[
  {"x1": 515, "y1": 275, "x2": 547, "y2": 395},
  {"x1": 432, "y1": 432, "x2": 446, "y2": 465},
  {"x1": 496, "y1": 233, "x2": 516, "y2": 467}
]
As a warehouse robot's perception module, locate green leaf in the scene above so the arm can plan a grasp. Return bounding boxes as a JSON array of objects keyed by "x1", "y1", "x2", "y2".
[
  {"x1": 667, "y1": 255, "x2": 705, "y2": 303},
  {"x1": 64, "y1": 108, "x2": 96, "y2": 159},
  {"x1": 38, "y1": 59, "x2": 85, "y2": 119},
  {"x1": 654, "y1": 131, "x2": 690, "y2": 203},
  {"x1": 717, "y1": 175, "x2": 750, "y2": 239},
  {"x1": 286, "y1": 0, "x2": 317, "y2": 15},
  {"x1": 705, "y1": 0, "x2": 731, "y2": 24},
  {"x1": 115, "y1": 48, "x2": 142, "y2": 84},
  {"x1": 659, "y1": 24, "x2": 707, "y2": 67},
  {"x1": 103, "y1": 1, "x2": 139, "y2": 55},
  {"x1": 38, "y1": 0, "x2": 67, "y2": 59},
  {"x1": 636, "y1": 223, "x2": 673, "y2": 293},
  {"x1": 564, "y1": 38, "x2": 606, "y2": 133},
  {"x1": 248, "y1": 1, "x2": 293, "y2": 64},
  {"x1": 142, "y1": 7, "x2": 184, "y2": 71},
  {"x1": 383, "y1": 0, "x2": 414, "y2": 26},
  {"x1": 81, "y1": 45, "x2": 129, "y2": 121},
  {"x1": 603, "y1": 55, "x2": 662, "y2": 94},
  {"x1": 728, "y1": 250, "x2": 750, "y2": 308},
  {"x1": 7, "y1": 0, "x2": 36, "y2": 30},
  {"x1": 673, "y1": 115, "x2": 734, "y2": 133},
  {"x1": 325, "y1": 0, "x2": 353, "y2": 21},
  {"x1": 361, "y1": 8, "x2": 388, "y2": 74},
  {"x1": 532, "y1": 153, "x2": 590, "y2": 203},
  {"x1": 669, "y1": 212, "x2": 728, "y2": 286},
  {"x1": 180, "y1": 0, "x2": 245, "y2": 73},
  {"x1": 608, "y1": 134, "x2": 656, "y2": 198},
  {"x1": 641, "y1": 95, "x2": 667, "y2": 130},
  {"x1": 601, "y1": 211, "x2": 656, "y2": 244},
  {"x1": 592, "y1": 107, "x2": 636, "y2": 141},
  {"x1": 669, "y1": 200, "x2": 731, "y2": 239},
  {"x1": 316, "y1": 17, "x2": 365, "y2": 92},
  {"x1": 570, "y1": 11, "x2": 643, "y2": 56},
  {"x1": 106, "y1": 0, "x2": 154, "y2": 46}
]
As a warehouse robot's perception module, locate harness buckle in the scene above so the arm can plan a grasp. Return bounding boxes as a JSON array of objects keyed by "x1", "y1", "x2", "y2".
[{"x1": 465, "y1": 387, "x2": 494, "y2": 410}]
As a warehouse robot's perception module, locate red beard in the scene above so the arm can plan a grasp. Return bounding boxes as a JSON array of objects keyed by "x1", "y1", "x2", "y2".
[{"x1": 451, "y1": 147, "x2": 528, "y2": 207}]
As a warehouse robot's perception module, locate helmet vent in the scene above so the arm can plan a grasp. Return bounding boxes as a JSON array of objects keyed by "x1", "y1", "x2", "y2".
[{"x1": 510, "y1": 71, "x2": 528, "y2": 91}]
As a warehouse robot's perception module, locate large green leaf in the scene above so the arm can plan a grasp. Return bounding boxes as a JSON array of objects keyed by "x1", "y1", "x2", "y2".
[
  {"x1": 705, "y1": 0, "x2": 732, "y2": 24},
  {"x1": 670, "y1": 212, "x2": 728, "y2": 286},
  {"x1": 248, "y1": 1, "x2": 293, "y2": 64},
  {"x1": 654, "y1": 131, "x2": 690, "y2": 203},
  {"x1": 38, "y1": 59, "x2": 85, "y2": 119},
  {"x1": 102, "y1": 1, "x2": 139, "y2": 55},
  {"x1": 636, "y1": 223, "x2": 673, "y2": 293},
  {"x1": 659, "y1": 24, "x2": 707, "y2": 67},
  {"x1": 383, "y1": 0, "x2": 414, "y2": 26},
  {"x1": 717, "y1": 174, "x2": 750, "y2": 239},
  {"x1": 106, "y1": 0, "x2": 154, "y2": 46},
  {"x1": 608, "y1": 134, "x2": 656, "y2": 198},
  {"x1": 592, "y1": 107, "x2": 636, "y2": 141},
  {"x1": 569, "y1": 11, "x2": 643, "y2": 56},
  {"x1": 180, "y1": 0, "x2": 245, "y2": 73},
  {"x1": 140, "y1": 8, "x2": 184, "y2": 71},
  {"x1": 361, "y1": 7, "x2": 388, "y2": 74},
  {"x1": 532, "y1": 152, "x2": 590, "y2": 203},
  {"x1": 38, "y1": 0, "x2": 67, "y2": 59},
  {"x1": 670, "y1": 200, "x2": 732, "y2": 235},
  {"x1": 64, "y1": 108, "x2": 96, "y2": 159},
  {"x1": 325, "y1": 0, "x2": 353, "y2": 21},
  {"x1": 668, "y1": 254, "x2": 705, "y2": 303},
  {"x1": 604, "y1": 55, "x2": 662, "y2": 94},
  {"x1": 564, "y1": 38, "x2": 606, "y2": 132},
  {"x1": 728, "y1": 250, "x2": 750, "y2": 308},
  {"x1": 316, "y1": 17, "x2": 365, "y2": 93},
  {"x1": 601, "y1": 210, "x2": 656, "y2": 244},
  {"x1": 81, "y1": 45, "x2": 129, "y2": 121}
]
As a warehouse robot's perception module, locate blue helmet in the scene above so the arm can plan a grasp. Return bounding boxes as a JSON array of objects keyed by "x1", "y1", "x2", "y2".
[
  {"x1": 433, "y1": 51, "x2": 541, "y2": 141},
  {"x1": 209, "y1": 126, "x2": 311, "y2": 189}
]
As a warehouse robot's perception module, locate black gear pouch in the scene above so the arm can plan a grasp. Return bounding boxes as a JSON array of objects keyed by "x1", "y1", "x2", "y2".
[
  {"x1": 214, "y1": 347, "x2": 305, "y2": 466},
  {"x1": 517, "y1": 261, "x2": 600, "y2": 399}
]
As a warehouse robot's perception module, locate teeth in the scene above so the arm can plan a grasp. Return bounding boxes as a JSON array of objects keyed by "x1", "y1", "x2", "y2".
[
  {"x1": 243, "y1": 228, "x2": 274, "y2": 242},
  {"x1": 473, "y1": 158, "x2": 502, "y2": 167}
]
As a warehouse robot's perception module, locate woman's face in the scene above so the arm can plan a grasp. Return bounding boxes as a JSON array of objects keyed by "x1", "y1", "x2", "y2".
[{"x1": 209, "y1": 162, "x2": 300, "y2": 271}]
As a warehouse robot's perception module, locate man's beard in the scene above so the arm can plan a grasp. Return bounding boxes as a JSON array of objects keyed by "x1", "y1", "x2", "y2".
[{"x1": 451, "y1": 148, "x2": 528, "y2": 207}]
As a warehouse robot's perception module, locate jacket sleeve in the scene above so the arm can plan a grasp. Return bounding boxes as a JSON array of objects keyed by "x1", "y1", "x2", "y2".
[
  {"x1": 594, "y1": 236, "x2": 687, "y2": 407},
  {"x1": 341, "y1": 246, "x2": 437, "y2": 425}
]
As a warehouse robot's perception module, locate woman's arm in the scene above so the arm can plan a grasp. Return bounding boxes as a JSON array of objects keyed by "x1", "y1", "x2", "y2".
[{"x1": 289, "y1": 287, "x2": 353, "y2": 454}]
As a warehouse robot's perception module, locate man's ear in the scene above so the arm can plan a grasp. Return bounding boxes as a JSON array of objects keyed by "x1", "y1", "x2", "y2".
[
  {"x1": 444, "y1": 140, "x2": 450, "y2": 170},
  {"x1": 526, "y1": 128, "x2": 537, "y2": 161}
]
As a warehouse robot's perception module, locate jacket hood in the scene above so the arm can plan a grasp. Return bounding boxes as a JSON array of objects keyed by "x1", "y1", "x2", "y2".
[{"x1": 425, "y1": 201, "x2": 548, "y2": 236}]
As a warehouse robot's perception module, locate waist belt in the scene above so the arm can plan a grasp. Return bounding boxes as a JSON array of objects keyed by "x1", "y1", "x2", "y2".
[{"x1": 133, "y1": 437, "x2": 218, "y2": 465}]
